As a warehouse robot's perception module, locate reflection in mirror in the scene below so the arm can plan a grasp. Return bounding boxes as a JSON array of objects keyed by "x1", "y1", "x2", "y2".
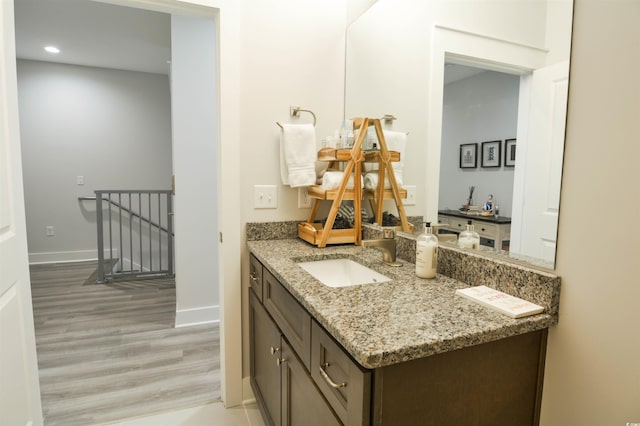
[{"x1": 345, "y1": 0, "x2": 573, "y2": 269}]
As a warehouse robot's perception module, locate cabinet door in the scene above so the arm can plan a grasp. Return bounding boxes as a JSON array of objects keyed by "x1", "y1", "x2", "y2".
[
  {"x1": 250, "y1": 290, "x2": 282, "y2": 426},
  {"x1": 281, "y1": 339, "x2": 342, "y2": 426}
]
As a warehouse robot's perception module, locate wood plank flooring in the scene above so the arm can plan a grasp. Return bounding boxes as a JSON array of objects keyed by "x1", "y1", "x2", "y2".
[{"x1": 29, "y1": 261, "x2": 220, "y2": 426}]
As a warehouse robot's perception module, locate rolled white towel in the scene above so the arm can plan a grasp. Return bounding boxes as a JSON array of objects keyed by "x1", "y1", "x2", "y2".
[
  {"x1": 363, "y1": 171, "x2": 403, "y2": 190},
  {"x1": 315, "y1": 161, "x2": 329, "y2": 185},
  {"x1": 322, "y1": 171, "x2": 362, "y2": 190}
]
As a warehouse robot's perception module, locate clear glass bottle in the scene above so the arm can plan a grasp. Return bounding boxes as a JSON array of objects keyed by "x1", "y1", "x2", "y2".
[
  {"x1": 458, "y1": 220, "x2": 480, "y2": 249},
  {"x1": 416, "y1": 222, "x2": 438, "y2": 279}
]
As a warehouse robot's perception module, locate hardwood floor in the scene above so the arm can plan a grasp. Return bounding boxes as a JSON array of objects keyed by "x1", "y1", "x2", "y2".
[{"x1": 29, "y1": 261, "x2": 220, "y2": 426}]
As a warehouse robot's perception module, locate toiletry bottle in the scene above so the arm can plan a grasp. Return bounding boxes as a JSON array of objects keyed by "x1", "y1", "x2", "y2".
[
  {"x1": 416, "y1": 222, "x2": 438, "y2": 279},
  {"x1": 458, "y1": 220, "x2": 480, "y2": 249}
]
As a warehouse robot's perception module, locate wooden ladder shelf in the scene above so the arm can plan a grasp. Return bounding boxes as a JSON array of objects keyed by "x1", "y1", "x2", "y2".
[{"x1": 298, "y1": 117, "x2": 413, "y2": 248}]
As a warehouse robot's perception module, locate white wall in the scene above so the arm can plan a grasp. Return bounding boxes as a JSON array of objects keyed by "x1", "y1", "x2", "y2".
[
  {"x1": 440, "y1": 70, "x2": 519, "y2": 216},
  {"x1": 541, "y1": 0, "x2": 640, "y2": 423},
  {"x1": 237, "y1": 0, "x2": 347, "y2": 392},
  {"x1": 239, "y1": 0, "x2": 347, "y2": 224},
  {"x1": 170, "y1": 15, "x2": 219, "y2": 327},
  {"x1": 17, "y1": 60, "x2": 172, "y2": 263}
]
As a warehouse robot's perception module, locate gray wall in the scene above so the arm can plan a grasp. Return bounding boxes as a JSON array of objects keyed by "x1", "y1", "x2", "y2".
[
  {"x1": 17, "y1": 59, "x2": 172, "y2": 263},
  {"x1": 170, "y1": 15, "x2": 219, "y2": 326},
  {"x1": 439, "y1": 70, "x2": 519, "y2": 216}
]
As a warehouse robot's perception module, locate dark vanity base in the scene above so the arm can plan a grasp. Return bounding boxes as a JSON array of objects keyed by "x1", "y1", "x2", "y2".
[
  {"x1": 372, "y1": 329, "x2": 548, "y2": 425},
  {"x1": 248, "y1": 251, "x2": 552, "y2": 426}
]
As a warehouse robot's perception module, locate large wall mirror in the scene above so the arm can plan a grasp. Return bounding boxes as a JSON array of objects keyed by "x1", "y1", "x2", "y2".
[{"x1": 345, "y1": 0, "x2": 573, "y2": 269}]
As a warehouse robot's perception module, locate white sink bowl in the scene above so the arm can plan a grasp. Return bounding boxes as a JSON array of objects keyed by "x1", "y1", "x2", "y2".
[{"x1": 297, "y1": 258, "x2": 392, "y2": 288}]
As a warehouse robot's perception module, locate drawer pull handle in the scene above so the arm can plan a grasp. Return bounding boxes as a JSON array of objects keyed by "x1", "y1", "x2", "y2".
[
  {"x1": 277, "y1": 357, "x2": 286, "y2": 366},
  {"x1": 270, "y1": 346, "x2": 280, "y2": 355},
  {"x1": 250, "y1": 272, "x2": 259, "y2": 282},
  {"x1": 319, "y1": 363, "x2": 347, "y2": 389},
  {"x1": 481, "y1": 228, "x2": 486, "y2": 232}
]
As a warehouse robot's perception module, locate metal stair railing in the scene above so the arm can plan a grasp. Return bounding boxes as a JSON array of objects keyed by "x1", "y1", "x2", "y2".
[{"x1": 79, "y1": 190, "x2": 174, "y2": 283}]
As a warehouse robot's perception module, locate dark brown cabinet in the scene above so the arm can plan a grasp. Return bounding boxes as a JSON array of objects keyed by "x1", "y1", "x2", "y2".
[
  {"x1": 249, "y1": 255, "x2": 339, "y2": 426},
  {"x1": 249, "y1": 254, "x2": 548, "y2": 426}
]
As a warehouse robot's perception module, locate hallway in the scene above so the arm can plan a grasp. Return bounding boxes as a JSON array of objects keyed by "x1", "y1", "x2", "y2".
[{"x1": 29, "y1": 261, "x2": 220, "y2": 425}]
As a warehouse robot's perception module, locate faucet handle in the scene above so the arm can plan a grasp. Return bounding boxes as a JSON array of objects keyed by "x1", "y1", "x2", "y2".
[{"x1": 383, "y1": 228, "x2": 395, "y2": 239}]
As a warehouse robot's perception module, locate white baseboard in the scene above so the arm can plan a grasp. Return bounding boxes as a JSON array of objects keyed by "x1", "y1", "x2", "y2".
[
  {"x1": 175, "y1": 305, "x2": 219, "y2": 327},
  {"x1": 29, "y1": 249, "x2": 99, "y2": 265},
  {"x1": 242, "y1": 376, "x2": 256, "y2": 405}
]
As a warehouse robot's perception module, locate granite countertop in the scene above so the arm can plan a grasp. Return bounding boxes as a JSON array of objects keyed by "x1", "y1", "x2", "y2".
[{"x1": 247, "y1": 238, "x2": 557, "y2": 370}]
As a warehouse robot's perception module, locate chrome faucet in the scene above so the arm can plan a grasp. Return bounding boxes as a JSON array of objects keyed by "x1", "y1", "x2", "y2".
[{"x1": 362, "y1": 228, "x2": 401, "y2": 266}]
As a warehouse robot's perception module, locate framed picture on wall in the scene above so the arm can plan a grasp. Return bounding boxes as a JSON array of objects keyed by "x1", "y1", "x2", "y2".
[
  {"x1": 481, "y1": 140, "x2": 501, "y2": 168},
  {"x1": 459, "y1": 143, "x2": 478, "y2": 168},
  {"x1": 504, "y1": 138, "x2": 517, "y2": 167}
]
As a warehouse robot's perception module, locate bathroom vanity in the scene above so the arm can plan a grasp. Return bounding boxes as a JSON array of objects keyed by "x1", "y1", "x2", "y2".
[{"x1": 247, "y1": 235, "x2": 560, "y2": 426}]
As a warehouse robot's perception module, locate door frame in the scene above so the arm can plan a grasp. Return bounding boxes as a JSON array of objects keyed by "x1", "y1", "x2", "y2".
[
  {"x1": 425, "y1": 25, "x2": 548, "y2": 224},
  {"x1": 96, "y1": 0, "x2": 243, "y2": 407}
]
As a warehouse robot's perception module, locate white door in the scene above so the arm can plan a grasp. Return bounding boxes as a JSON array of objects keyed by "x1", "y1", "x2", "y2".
[
  {"x1": 511, "y1": 60, "x2": 569, "y2": 263},
  {"x1": 0, "y1": 0, "x2": 43, "y2": 424}
]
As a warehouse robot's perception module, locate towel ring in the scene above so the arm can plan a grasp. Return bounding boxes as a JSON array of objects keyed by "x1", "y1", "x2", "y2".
[{"x1": 276, "y1": 105, "x2": 317, "y2": 129}]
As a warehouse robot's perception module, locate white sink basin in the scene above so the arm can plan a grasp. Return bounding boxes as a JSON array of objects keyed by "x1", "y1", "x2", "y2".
[{"x1": 297, "y1": 258, "x2": 392, "y2": 288}]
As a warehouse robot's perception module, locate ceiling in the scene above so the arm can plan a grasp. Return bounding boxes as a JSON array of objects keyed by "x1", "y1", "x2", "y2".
[
  {"x1": 14, "y1": 1, "x2": 485, "y2": 82},
  {"x1": 14, "y1": 0, "x2": 171, "y2": 75}
]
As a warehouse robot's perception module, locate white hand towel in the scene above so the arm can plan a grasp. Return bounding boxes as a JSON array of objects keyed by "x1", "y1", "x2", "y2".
[
  {"x1": 363, "y1": 171, "x2": 403, "y2": 190},
  {"x1": 280, "y1": 124, "x2": 317, "y2": 188},
  {"x1": 322, "y1": 171, "x2": 362, "y2": 190}
]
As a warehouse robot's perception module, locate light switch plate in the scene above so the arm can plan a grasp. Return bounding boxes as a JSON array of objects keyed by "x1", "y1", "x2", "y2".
[
  {"x1": 404, "y1": 185, "x2": 416, "y2": 205},
  {"x1": 254, "y1": 185, "x2": 277, "y2": 209}
]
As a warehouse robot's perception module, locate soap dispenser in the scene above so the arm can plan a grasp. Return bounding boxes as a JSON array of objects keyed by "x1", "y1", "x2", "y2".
[
  {"x1": 458, "y1": 220, "x2": 480, "y2": 249},
  {"x1": 416, "y1": 222, "x2": 438, "y2": 279}
]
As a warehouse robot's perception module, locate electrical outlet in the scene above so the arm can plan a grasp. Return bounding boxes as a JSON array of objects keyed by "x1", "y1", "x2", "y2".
[
  {"x1": 404, "y1": 185, "x2": 417, "y2": 205},
  {"x1": 46, "y1": 226, "x2": 55, "y2": 236},
  {"x1": 76, "y1": 175, "x2": 84, "y2": 185},
  {"x1": 298, "y1": 187, "x2": 312, "y2": 208},
  {"x1": 254, "y1": 185, "x2": 278, "y2": 209}
]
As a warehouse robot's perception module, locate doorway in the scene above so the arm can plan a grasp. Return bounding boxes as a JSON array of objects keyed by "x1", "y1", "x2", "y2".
[
  {"x1": 439, "y1": 63, "x2": 520, "y2": 250},
  {"x1": 12, "y1": 0, "x2": 236, "y2": 417}
]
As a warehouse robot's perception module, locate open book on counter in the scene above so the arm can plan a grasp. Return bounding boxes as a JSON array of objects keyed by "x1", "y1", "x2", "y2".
[{"x1": 455, "y1": 285, "x2": 544, "y2": 319}]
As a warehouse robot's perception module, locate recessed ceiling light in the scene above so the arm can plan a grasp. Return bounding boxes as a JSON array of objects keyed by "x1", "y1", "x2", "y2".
[{"x1": 44, "y1": 46, "x2": 60, "y2": 54}]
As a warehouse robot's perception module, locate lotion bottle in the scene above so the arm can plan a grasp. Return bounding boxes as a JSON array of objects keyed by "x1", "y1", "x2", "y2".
[
  {"x1": 458, "y1": 220, "x2": 480, "y2": 249},
  {"x1": 416, "y1": 222, "x2": 438, "y2": 279}
]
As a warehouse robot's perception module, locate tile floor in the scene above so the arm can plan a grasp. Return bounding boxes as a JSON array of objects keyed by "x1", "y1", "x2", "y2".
[{"x1": 107, "y1": 401, "x2": 264, "y2": 426}]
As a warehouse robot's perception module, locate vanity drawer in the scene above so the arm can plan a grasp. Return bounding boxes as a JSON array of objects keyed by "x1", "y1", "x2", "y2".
[
  {"x1": 311, "y1": 320, "x2": 371, "y2": 426},
  {"x1": 447, "y1": 217, "x2": 468, "y2": 232},
  {"x1": 249, "y1": 254, "x2": 264, "y2": 302},
  {"x1": 475, "y1": 221, "x2": 497, "y2": 238},
  {"x1": 263, "y1": 269, "x2": 312, "y2": 370}
]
